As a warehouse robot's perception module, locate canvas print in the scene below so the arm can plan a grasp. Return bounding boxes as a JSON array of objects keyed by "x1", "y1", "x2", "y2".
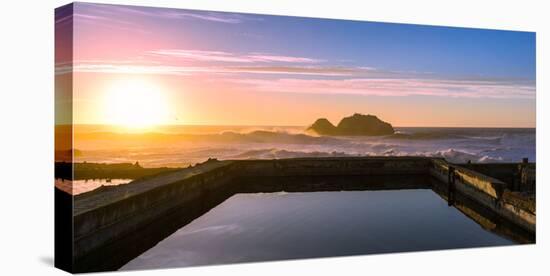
[{"x1": 55, "y1": 2, "x2": 536, "y2": 273}]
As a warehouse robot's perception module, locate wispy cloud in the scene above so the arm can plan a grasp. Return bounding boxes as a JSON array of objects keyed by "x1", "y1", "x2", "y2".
[
  {"x1": 58, "y1": 59, "x2": 535, "y2": 99},
  {"x1": 71, "y1": 12, "x2": 154, "y2": 34},
  {"x1": 246, "y1": 54, "x2": 323, "y2": 63},
  {"x1": 148, "y1": 49, "x2": 323, "y2": 64},
  {"x1": 59, "y1": 40, "x2": 535, "y2": 100},
  {"x1": 80, "y1": 3, "x2": 260, "y2": 24},
  {"x1": 158, "y1": 11, "x2": 244, "y2": 24},
  {"x1": 56, "y1": 63, "x2": 197, "y2": 76},
  {"x1": 73, "y1": 13, "x2": 138, "y2": 27},
  {"x1": 57, "y1": 61, "x2": 366, "y2": 77},
  {"x1": 56, "y1": 63, "x2": 341, "y2": 77},
  {"x1": 226, "y1": 66, "x2": 355, "y2": 76},
  {"x1": 232, "y1": 78, "x2": 535, "y2": 99},
  {"x1": 227, "y1": 66, "x2": 380, "y2": 76}
]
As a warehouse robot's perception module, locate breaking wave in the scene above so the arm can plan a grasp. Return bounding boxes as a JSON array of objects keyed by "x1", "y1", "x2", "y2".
[
  {"x1": 76, "y1": 127, "x2": 535, "y2": 166},
  {"x1": 216, "y1": 130, "x2": 341, "y2": 144},
  {"x1": 230, "y1": 148, "x2": 356, "y2": 159},
  {"x1": 227, "y1": 147, "x2": 504, "y2": 163}
]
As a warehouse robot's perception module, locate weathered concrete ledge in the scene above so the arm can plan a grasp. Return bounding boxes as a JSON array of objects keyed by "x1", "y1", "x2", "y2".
[
  {"x1": 68, "y1": 157, "x2": 535, "y2": 272},
  {"x1": 461, "y1": 162, "x2": 536, "y2": 192},
  {"x1": 55, "y1": 161, "x2": 179, "y2": 180},
  {"x1": 430, "y1": 159, "x2": 535, "y2": 232}
]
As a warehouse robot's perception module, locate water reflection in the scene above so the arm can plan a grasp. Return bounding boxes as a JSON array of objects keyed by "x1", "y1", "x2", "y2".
[
  {"x1": 122, "y1": 189, "x2": 515, "y2": 270},
  {"x1": 55, "y1": 178, "x2": 132, "y2": 195}
]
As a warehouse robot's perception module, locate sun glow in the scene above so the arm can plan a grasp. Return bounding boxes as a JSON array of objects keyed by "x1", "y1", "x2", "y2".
[{"x1": 104, "y1": 79, "x2": 170, "y2": 130}]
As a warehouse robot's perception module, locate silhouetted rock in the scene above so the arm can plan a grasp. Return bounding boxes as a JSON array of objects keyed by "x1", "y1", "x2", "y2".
[
  {"x1": 308, "y1": 118, "x2": 337, "y2": 135},
  {"x1": 336, "y1": 113, "x2": 395, "y2": 136},
  {"x1": 308, "y1": 113, "x2": 394, "y2": 136}
]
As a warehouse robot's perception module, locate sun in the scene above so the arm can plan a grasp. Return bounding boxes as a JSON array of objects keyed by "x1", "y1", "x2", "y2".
[{"x1": 104, "y1": 79, "x2": 170, "y2": 130}]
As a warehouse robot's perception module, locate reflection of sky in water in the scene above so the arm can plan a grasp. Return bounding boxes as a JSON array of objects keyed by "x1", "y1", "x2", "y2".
[
  {"x1": 55, "y1": 178, "x2": 132, "y2": 195},
  {"x1": 121, "y1": 189, "x2": 514, "y2": 270}
]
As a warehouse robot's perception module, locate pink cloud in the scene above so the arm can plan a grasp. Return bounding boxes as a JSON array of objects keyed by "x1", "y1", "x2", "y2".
[
  {"x1": 149, "y1": 50, "x2": 256, "y2": 63},
  {"x1": 57, "y1": 63, "x2": 205, "y2": 76},
  {"x1": 58, "y1": 62, "x2": 359, "y2": 77},
  {"x1": 58, "y1": 58, "x2": 535, "y2": 100},
  {"x1": 148, "y1": 49, "x2": 323, "y2": 64}
]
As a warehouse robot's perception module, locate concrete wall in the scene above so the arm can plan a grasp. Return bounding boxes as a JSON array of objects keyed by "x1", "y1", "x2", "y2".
[
  {"x1": 429, "y1": 159, "x2": 535, "y2": 233},
  {"x1": 461, "y1": 162, "x2": 536, "y2": 192},
  {"x1": 72, "y1": 157, "x2": 434, "y2": 272},
  {"x1": 520, "y1": 163, "x2": 536, "y2": 192},
  {"x1": 71, "y1": 157, "x2": 535, "y2": 272},
  {"x1": 73, "y1": 162, "x2": 240, "y2": 272},
  {"x1": 235, "y1": 157, "x2": 432, "y2": 177},
  {"x1": 460, "y1": 163, "x2": 518, "y2": 189}
]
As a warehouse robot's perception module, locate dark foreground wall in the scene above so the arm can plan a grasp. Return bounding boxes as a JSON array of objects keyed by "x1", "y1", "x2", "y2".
[{"x1": 65, "y1": 157, "x2": 535, "y2": 273}]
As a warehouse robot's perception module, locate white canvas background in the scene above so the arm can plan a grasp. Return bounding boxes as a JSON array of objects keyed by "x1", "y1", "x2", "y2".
[{"x1": 0, "y1": 0, "x2": 547, "y2": 275}]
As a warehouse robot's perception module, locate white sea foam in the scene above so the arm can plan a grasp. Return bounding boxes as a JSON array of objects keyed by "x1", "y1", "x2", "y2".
[{"x1": 75, "y1": 127, "x2": 535, "y2": 166}]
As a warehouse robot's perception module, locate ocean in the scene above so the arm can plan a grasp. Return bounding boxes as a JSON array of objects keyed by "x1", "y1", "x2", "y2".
[{"x1": 73, "y1": 125, "x2": 536, "y2": 168}]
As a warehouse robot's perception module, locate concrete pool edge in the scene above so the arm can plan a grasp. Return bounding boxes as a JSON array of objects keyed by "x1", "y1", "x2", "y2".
[
  {"x1": 65, "y1": 157, "x2": 535, "y2": 272},
  {"x1": 430, "y1": 159, "x2": 535, "y2": 233}
]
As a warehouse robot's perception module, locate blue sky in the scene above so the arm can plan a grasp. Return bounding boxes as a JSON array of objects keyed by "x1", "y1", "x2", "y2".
[
  {"x1": 61, "y1": 2, "x2": 536, "y2": 127},
  {"x1": 172, "y1": 10, "x2": 535, "y2": 79}
]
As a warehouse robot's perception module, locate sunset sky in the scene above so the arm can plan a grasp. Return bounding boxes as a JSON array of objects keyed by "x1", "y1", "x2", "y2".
[{"x1": 56, "y1": 2, "x2": 536, "y2": 128}]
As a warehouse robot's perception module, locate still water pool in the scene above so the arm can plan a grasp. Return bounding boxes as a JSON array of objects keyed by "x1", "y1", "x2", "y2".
[
  {"x1": 121, "y1": 189, "x2": 514, "y2": 270},
  {"x1": 55, "y1": 178, "x2": 133, "y2": 195}
]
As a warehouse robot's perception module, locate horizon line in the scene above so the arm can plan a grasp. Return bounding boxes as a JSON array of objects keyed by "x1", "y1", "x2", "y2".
[{"x1": 61, "y1": 123, "x2": 536, "y2": 129}]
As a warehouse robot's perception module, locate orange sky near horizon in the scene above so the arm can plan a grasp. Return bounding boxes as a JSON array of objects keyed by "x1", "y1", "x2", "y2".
[{"x1": 70, "y1": 72, "x2": 535, "y2": 128}]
